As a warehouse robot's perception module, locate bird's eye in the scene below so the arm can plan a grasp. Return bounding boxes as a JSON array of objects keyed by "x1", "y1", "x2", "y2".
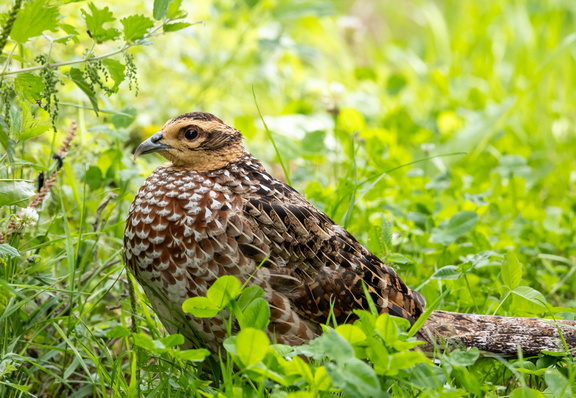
[{"x1": 184, "y1": 129, "x2": 199, "y2": 140}]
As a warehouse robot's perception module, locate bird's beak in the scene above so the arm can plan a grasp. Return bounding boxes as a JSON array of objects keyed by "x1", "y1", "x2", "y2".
[{"x1": 134, "y1": 131, "x2": 173, "y2": 160}]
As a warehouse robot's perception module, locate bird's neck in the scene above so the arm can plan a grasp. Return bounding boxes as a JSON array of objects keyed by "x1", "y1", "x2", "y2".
[{"x1": 164, "y1": 144, "x2": 249, "y2": 172}]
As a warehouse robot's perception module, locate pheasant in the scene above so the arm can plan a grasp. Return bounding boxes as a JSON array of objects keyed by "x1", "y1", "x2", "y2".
[{"x1": 125, "y1": 112, "x2": 576, "y2": 355}]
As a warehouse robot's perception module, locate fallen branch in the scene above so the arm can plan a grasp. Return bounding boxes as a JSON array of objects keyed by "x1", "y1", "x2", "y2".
[{"x1": 421, "y1": 310, "x2": 576, "y2": 355}]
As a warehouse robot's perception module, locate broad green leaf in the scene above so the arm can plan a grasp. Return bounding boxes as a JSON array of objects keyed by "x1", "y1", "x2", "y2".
[
  {"x1": 14, "y1": 74, "x2": 45, "y2": 103},
  {"x1": 375, "y1": 314, "x2": 399, "y2": 344},
  {"x1": 451, "y1": 368, "x2": 482, "y2": 396},
  {"x1": 182, "y1": 296, "x2": 219, "y2": 318},
  {"x1": 367, "y1": 227, "x2": 384, "y2": 257},
  {"x1": 235, "y1": 328, "x2": 269, "y2": 367},
  {"x1": 102, "y1": 59, "x2": 126, "y2": 91},
  {"x1": 57, "y1": 24, "x2": 80, "y2": 44},
  {"x1": 0, "y1": 119, "x2": 10, "y2": 154},
  {"x1": 81, "y1": 3, "x2": 119, "y2": 43},
  {"x1": 153, "y1": 0, "x2": 172, "y2": 20},
  {"x1": 337, "y1": 108, "x2": 365, "y2": 132},
  {"x1": 430, "y1": 211, "x2": 479, "y2": 245},
  {"x1": 272, "y1": 1, "x2": 335, "y2": 21},
  {"x1": 544, "y1": 369, "x2": 572, "y2": 398},
  {"x1": 0, "y1": 244, "x2": 21, "y2": 259},
  {"x1": 313, "y1": 366, "x2": 332, "y2": 391},
  {"x1": 11, "y1": 102, "x2": 51, "y2": 141},
  {"x1": 284, "y1": 392, "x2": 315, "y2": 398},
  {"x1": 380, "y1": 219, "x2": 392, "y2": 248},
  {"x1": 121, "y1": 15, "x2": 154, "y2": 42},
  {"x1": 387, "y1": 72, "x2": 408, "y2": 94},
  {"x1": 310, "y1": 327, "x2": 354, "y2": 363},
  {"x1": 386, "y1": 351, "x2": 429, "y2": 372},
  {"x1": 239, "y1": 298, "x2": 270, "y2": 331},
  {"x1": 509, "y1": 387, "x2": 546, "y2": 398},
  {"x1": 327, "y1": 357, "x2": 381, "y2": 398},
  {"x1": 132, "y1": 332, "x2": 164, "y2": 352},
  {"x1": 496, "y1": 155, "x2": 531, "y2": 178},
  {"x1": 375, "y1": 313, "x2": 410, "y2": 343},
  {"x1": 171, "y1": 348, "x2": 210, "y2": 362},
  {"x1": 159, "y1": 334, "x2": 184, "y2": 348},
  {"x1": 84, "y1": 166, "x2": 103, "y2": 190},
  {"x1": 223, "y1": 336, "x2": 237, "y2": 354},
  {"x1": 242, "y1": 0, "x2": 260, "y2": 8},
  {"x1": 70, "y1": 68, "x2": 99, "y2": 114},
  {"x1": 111, "y1": 107, "x2": 136, "y2": 129},
  {"x1": 464, "y1": 193, "x2": 489, "y2": 206},
  {"x1": 444, "y1": 348, "x2": 480, "y2": 367},
  {"x1": 301, "y1": 131, "x2": 326, "y2": 154},
  {"x1": 366, "y1": 339, "x2": 390, "y2": 372},
  {"x1": 511, "y1": 286, "x2": 548, "y2": 313},
  {"x1": 335, "y1": 324, "x2": 366, "y2": 345},
  {"x1": 163, "y1": 22, "x2": 192, "y2": 32},
  {"x1": 0, "y1": 181, "x2": 35, "y2": 207},
  {"x1": 284, "y1": 355, "x2": 314, "y2": 382},
  {"x1": 10, "y1": 0, "x2": 59, "y2": 43},
  {"x1": 367, "y1": 219, "x2": 392, "y2": 258},
  {"x1": 502, "y1": 251, "x2": 522, "y2": 289},
  {"x1": 387, "y1": 253, "x2": 413, "y2": 264},
  {"x1": 425, "y1": 171, "x2": 451, "y2": 192},
  {"x1": 106, "y1": 325, "x2": 130, "y2": 338},
  {"x1": 431, "y1": 265, "x2": 460, "y2": 280},
  {"x1": 20, "y1": 110, "x2": 51, "y2": 141},
  {"x1": 167, "y1": 0, "x2": 185, "y2": 19},
  {"x1": 236, "y1": 285, "x2": 265, "y2": 310},
  {"x1": 206, "y1": 275, "x2": 241, "y2": 308}
]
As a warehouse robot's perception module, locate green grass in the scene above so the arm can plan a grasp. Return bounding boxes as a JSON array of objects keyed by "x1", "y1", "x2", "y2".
[{"x1": 1, "y1": 0, "x2": 576, "y2": 396}]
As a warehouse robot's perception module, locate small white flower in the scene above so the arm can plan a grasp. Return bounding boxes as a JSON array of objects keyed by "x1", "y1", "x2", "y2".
[
  {"x1": 17, "y1": 207, "x2": 39, "y2": 228},
  {"x1": 421, "y1": 143, "x2": 435, "y2": 153},
  {"x1": 391, "y1": 232, "x2": 402, "y2": 246}
]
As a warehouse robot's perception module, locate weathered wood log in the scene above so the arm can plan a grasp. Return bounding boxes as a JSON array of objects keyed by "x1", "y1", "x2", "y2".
[{"x1": 420, "y1": 310, "x2": 576, "y2": 355}]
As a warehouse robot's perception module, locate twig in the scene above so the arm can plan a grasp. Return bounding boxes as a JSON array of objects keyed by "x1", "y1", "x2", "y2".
[
  {"x1": 80, "y1": 258, "x2": 121, "y2": 286},
  {"x1": 1, "y1": 45, "x2": 131, "y2": 76},
  {"x1": 92, "y1": 193, "x2": 118, "y2": 231}
]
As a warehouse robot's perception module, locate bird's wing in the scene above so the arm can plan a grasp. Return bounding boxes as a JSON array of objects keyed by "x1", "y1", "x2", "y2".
[{"x1": 240, "y1": 168, "x2": 426, "y2": 325}]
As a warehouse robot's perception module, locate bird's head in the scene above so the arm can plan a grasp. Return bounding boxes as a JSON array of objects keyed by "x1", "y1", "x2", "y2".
[{"x1": 134, "y1": 112, "x2": 246, "y2": 171}]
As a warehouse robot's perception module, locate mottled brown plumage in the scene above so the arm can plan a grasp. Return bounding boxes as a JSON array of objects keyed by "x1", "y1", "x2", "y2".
[{"x1": 124, "y1": 112, "x2": 425, "y2": 351}]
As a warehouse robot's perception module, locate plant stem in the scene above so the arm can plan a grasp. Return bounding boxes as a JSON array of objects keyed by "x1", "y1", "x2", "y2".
[
  {"x1": 1, "y1": 44, "x2": 131, "y2": 76},
  {"x1": 0, "y1": 22, "x2": 172, "y2": 77}
]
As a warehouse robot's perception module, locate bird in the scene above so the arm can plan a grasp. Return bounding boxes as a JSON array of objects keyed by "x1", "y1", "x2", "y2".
[
  {"x1": 124, "y1": 112, "x2": 425, "y2": 351},
  {"x1": 125, "y1": 112, "x2": 576, "y2": 355}
]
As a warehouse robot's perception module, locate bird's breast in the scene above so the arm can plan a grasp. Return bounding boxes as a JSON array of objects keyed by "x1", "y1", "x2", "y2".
[{"x1": 124, "y1": 167, "x2": 256, "y2": 301}]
